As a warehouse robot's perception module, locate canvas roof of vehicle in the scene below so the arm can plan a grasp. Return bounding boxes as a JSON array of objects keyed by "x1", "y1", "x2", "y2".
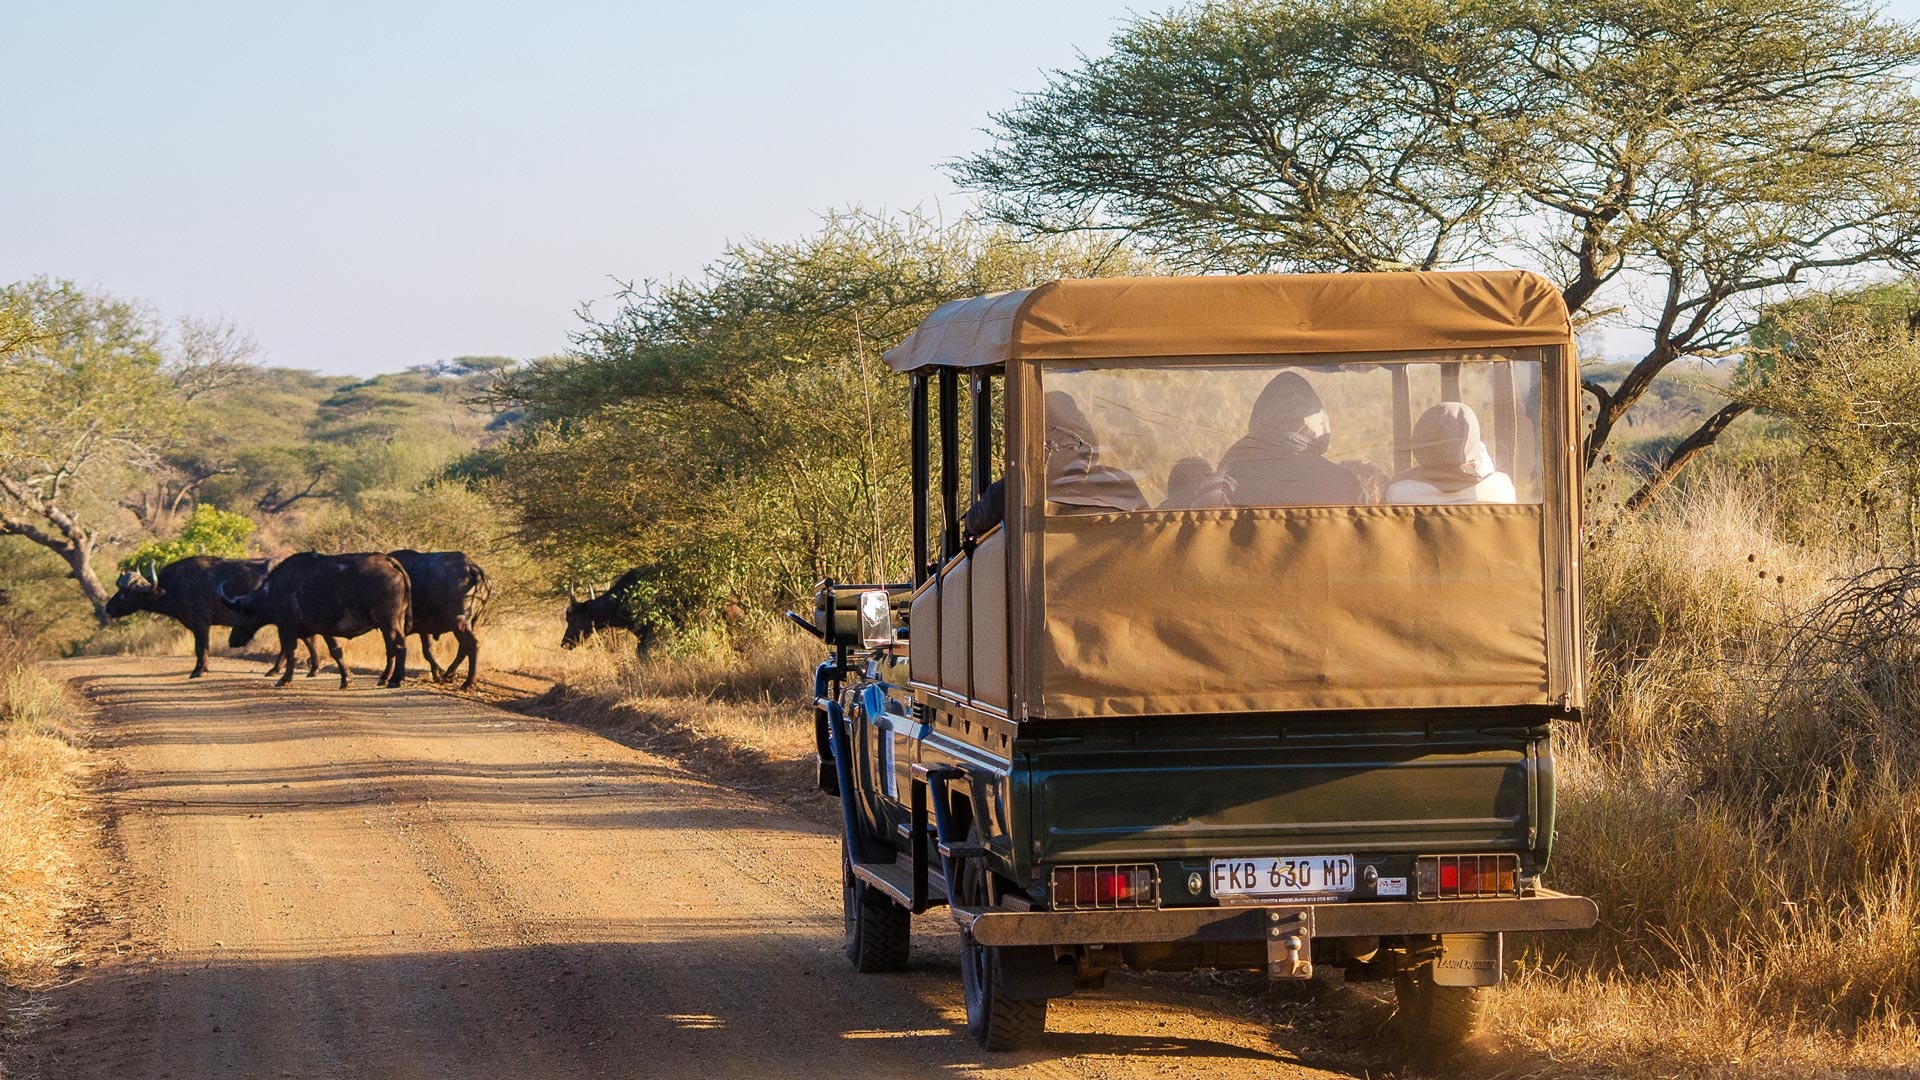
[{"x1": 881, "y1": 271, "x2": 1572, "y2": 372}]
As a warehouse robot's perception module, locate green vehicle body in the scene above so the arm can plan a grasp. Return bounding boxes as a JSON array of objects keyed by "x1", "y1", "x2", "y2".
[{"x1": 807, "y1": 272, "x2": 1598, "y2": 1052}]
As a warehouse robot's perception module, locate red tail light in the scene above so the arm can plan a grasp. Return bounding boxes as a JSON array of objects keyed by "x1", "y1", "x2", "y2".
[
  {"x1": 1052, "y1": 864, "x2": 1158, "y2": 910},
  {"x1": 1417, "y1": 854, "x2": 1520, "y2": 899}
]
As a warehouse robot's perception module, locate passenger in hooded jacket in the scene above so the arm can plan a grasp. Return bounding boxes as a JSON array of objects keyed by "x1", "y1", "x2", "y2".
[
  {"x1": 1214, "y1": 371, "x2": 1366, "y2": 507},
  {"x1": 1385, "y1": 402, "x2": 1518, "y2": 505},
  {"x1": 1045, "y1": 390, "x2": 1148, "y2": 513}
]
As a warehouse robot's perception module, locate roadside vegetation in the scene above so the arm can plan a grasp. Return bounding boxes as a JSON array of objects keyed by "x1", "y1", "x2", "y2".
[{"x1": 0, "y1": 609, "x2": 85, "y2": 1044}]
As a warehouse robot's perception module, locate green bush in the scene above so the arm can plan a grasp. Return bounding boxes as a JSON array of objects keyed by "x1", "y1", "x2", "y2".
[{"x1": 118, "y1": 505, "x2": 256, "y2": 574}]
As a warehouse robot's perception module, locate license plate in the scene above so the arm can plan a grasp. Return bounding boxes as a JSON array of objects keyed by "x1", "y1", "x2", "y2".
[{"x1": 1210, "y1": 855, "x2": 1356, "y2": 899}]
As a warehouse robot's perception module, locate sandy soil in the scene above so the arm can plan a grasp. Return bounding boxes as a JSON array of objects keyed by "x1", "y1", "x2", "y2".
[{"x1": 10, "y1": 656, "x2": 1375, "y2": 1080}]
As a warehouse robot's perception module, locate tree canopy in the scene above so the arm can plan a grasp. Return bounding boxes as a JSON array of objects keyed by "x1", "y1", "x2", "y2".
[
  {"x1": 954, "y1": 0, "x2": 1920, "y2": 503},
  {"x1": 483, "y1": 210, "x2": 1148, "y2": 616},
  {"x1": 1734, "y1": 281, "x2": 1920, "y2": 553},
  {"x1": 0, "y1": 279, "x2": 179, "y2": 618}
]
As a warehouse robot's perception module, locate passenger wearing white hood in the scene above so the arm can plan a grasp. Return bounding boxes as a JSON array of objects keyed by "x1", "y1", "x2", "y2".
[{"x1": 1386, "y1": 401, "x2": 1518, "y2": 505}]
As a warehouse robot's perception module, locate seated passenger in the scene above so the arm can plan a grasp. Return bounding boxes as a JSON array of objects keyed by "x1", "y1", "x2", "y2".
[
  {"x1": 1158, "y1": 455, "x2": 1217, "y2": 510},
  {"x1": 1046, "y1": 391, "x2": 1147, "y2": 513},
  {"x1": 963, "y1": 478, "x2": 1004, "y2": 539},
  {"x1": 1385, "y1": 402, "x2": 1518, "y2": 505},
  {"x1": 1216, "y1": 371, "x2": 1366, "y2": 506}
]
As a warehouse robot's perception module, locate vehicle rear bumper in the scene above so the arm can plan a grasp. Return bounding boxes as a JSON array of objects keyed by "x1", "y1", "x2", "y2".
[{"x1": 954, "y1": 890, "x2": 1597, "y2": 947}]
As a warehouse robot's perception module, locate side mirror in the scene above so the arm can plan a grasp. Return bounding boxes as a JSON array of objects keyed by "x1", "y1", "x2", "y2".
[{"x1": 859, "y1": 588, "x2": 895, "y2": 648}]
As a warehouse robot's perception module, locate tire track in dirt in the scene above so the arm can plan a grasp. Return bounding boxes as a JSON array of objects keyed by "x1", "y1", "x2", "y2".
[{"x1": 11, "y1": 656, "x2": 1365, "y2": 1080}]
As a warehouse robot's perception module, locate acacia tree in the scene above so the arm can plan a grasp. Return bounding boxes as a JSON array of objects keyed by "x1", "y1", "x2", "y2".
[
  {"x1": 0, "y1": 279, "x2": 239, "y2": 622},
  {"x1": 485, "y1": 210, "x2": 1148, "y2": 615},
  {"x1": 954, "y1": 0, "x2": 1920, "y2": 505},
  {"x1": 1733, "y1": 283, "x2": 1920, "y2": 553}
]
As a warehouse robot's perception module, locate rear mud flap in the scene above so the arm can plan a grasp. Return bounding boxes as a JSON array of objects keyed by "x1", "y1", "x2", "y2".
[
  {"x1": 1432, "y1": 932, "x2": 1503, "y2": 986},
  {"x1": 995, "y1": 945, "x2": 1076, "y2": 1001}
]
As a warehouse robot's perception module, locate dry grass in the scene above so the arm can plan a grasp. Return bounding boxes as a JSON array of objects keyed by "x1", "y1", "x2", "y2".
[
  {"x1": 1488, "y1": 473, "x2": 1920, "y2": 1077},
  {"x1": 1490, "y1": 969, "x2": 1920, "y2": 1077},
  {"x1": 71, "y1": 616, "x2": 188, "y2": 658},
  {"x1": 536, "y1": 620, "x2": 820, "y2": 787},
  {"x1": 0, "y1": 654, "x2": 85, "y2": 1045}
]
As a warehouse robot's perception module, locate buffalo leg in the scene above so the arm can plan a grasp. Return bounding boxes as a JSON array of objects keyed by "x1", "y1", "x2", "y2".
[
  {"x1": 265, "y1": 642, "x2": 285, "y2": 677},
  {"x1": 328, "y1": 637, "x2": 350, "y2": 689},
  {"x1": 384, "y1": 627, "x2": 407, "y2": 688},
  {"x1": 418, "y1": 634, "x2": 445, "y2": 682},
  {"x1": 304, "y1": 636, "x2": 321, "y2": 677},
  {"x1": 189, "y1": 623, "x2": 211, "y2": 678},
  {"x1": 454, "y1": 627, "x2": 479, "y2": 690},
  {"x1": 276, "y1": 627, "x2": 298, "y2": 687}
]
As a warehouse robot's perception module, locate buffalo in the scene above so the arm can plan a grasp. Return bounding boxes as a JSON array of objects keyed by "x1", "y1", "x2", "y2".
[
  {"x1": 388, "y1": 549, "x2": 489, "y2": 690},
  {"x1": 220, "y1": 552, "x2": 411, "y2": 688},
  {"x1": 561, "y1": 568, "x2": 656, "y2": 653},
  {"x1": 104, "y1": 556, "x2": 322, "y2": 679}
]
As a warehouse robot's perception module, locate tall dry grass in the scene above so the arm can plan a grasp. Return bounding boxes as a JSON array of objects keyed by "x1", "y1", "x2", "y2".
[
  {"x1": 544, "y1": 616, "x2": 820, "y2": 781},
  {"x1": 1491, "y1": 473, "x2": 1920, "y2": 1075},
  {"x1": 0, "y1": 634, "x2": 85, "y2": 1044}
]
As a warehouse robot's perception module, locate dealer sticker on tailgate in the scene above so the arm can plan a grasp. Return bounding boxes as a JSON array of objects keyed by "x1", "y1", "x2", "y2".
[{"x1": 1210, "y1": 855, "x2": 1355, "y2": 900}]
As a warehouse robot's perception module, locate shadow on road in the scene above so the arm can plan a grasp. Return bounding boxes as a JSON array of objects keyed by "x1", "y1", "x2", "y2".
[{"x1": 19, "y1": 939, "x2": 1388, "y2": 1080}]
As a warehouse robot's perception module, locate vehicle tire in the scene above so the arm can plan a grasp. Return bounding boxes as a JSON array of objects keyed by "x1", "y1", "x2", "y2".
[
  {"x1": 842, "y1": 837, "x2": 910, "y2": 973},
  {"x1": 955, "y1": 843, "x2": 1046, "y2": 1051},
  {"x1": 1393, "y1": 961, "x2": 1489, "y2": 1058}
]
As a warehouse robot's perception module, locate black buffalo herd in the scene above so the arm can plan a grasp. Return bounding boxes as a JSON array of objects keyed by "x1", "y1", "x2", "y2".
[{"x1": 103, "y1": 549, "x2": 649, "y2": 690}]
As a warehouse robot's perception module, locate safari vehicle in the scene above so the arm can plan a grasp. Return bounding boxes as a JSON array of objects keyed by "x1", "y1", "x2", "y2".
[{"x1": 796, "y1": 271, "x2": 1598, "y2": 1053}]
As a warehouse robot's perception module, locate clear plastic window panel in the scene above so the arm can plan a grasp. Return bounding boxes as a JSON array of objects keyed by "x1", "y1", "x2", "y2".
[{"x1": 1042, "y1": 356, "x2": 1545, "y2": 513}]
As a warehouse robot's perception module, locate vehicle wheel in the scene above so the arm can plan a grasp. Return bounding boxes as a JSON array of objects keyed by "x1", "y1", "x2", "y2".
[
  {"x1": 842, "y1": 837, "x2": 910, "y2": 973},
  {"x1": 1393, "y1": 961, "x2": 1489, "y2": 1058},
  {"x1": 956, "y1": 845, "x2": 1046, "y2": 1051}
]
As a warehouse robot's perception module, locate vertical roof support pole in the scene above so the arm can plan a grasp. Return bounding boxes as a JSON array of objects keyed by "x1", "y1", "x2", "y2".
[
  {"x1": 970, "y1": 372, "x2": 992, "y2": 503},
  {"x1": 910, "y1": 372, "x2": 930, "y2": 585},
  {"x1": 1492, "y1": 360, "x2": 1518, "y2": 475},
  {"x1": 939, "y1": 366, "x2": 961, "y2": 562},
  {"x1": 1391, "y1": 364, "x2": 1414, "y2": 474}
]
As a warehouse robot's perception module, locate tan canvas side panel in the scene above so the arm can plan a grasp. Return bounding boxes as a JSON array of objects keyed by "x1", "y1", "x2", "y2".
[
  {"x1": 908, "y1": 580, "x2": 940, "y2": 689},
  {"x1": 941, "y1": 558, "x2": 973, "y2": 698},
  {"x1": 971, "y1": 529, "x2": 1009, "y2": 710},
  {"x1": 1039, "y1": 505, "x2": 1549, "y2": 717}
]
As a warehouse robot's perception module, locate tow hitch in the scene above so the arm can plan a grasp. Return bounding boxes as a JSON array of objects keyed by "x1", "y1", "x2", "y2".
[{"x1": 1264, "y1": 908, "x2": 1314, "y2": 980}]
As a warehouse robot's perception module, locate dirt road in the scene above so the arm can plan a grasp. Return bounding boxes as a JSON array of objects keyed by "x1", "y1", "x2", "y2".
[{"x1": 14, "y1": 656, "x2": 1370, "y2": 1080}]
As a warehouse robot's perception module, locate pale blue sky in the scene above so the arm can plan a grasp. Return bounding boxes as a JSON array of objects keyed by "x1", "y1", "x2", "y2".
[
  {"x1": 6, "y1": 2, "x2": 1920, "y2": 376},
  {"x1": 3, "y1": 2, "x2": 1141, "y2": 375}
]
